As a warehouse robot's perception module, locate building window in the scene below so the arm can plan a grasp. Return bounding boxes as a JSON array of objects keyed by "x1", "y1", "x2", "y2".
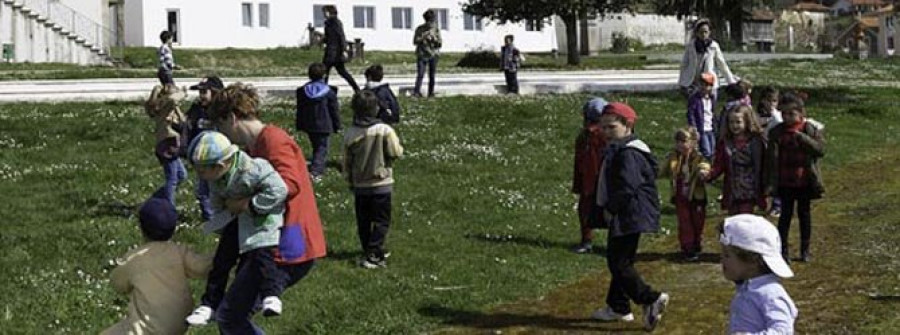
[
  {"x1": 241, "y1": 3, "x2": 253, "y2": 27},
  {"x1": 392, "y1": 7, "x2": 412, "y2": 30},
  {"x1": 258, "y1": 3, "x2": 270, "y2": 28},
  {"x1": 463, "y1": 13, "x2": 482, "y2": 31},
  {"x1": 166, "y1": 9, "x2": 180, "y2": 42},
  {"x1": 428, "y1": 8, "x2": 449, "y2": 31},
  {"x1": 353, "y1": 6, "x2": 375, "y2": 29},
  {"x1": 313, "y1": 5, "x2": 326, "y2": 28},
  {"x1": 525, "y1": 19, "x2": 543, "y2": 32},
  {"x1": 889, "y1": 36, "x2": 895, "y2": 50}
]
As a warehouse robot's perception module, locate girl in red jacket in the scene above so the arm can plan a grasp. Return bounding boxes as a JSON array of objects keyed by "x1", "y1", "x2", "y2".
[{"x1": 571, "y1": 98, "x2": 608, "y2": 254}]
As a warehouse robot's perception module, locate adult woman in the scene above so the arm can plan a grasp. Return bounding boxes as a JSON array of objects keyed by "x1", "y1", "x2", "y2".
[
  {"x1": 207, "y1": 83, "x2": 327, "y2": 334},
  {"x1": 678, "y1": 19, "x2": 738, "y2": 100}
]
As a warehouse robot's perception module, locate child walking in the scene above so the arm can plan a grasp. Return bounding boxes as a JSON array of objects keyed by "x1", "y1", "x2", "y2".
[
  {"x1": 103, "y1": 193, "x2": 211, "y2": 335},
  {"x1": 716, "y1": 80, "x2": 753, "y2": 136},
  {"x1": 185, "y1": 131, "x2": 289, "y2": 325},
  {"x1": 659, "y1": 127, "x2": 711, "y2": 261},
  {"x1": 343, "y1": 91, "x2": 404, "y2": 269},
  {"x1": 766, "y1": 92, "x2": 825, "y2": 263},
  {"x1": 157, "y1": 30, "x2": 177, "y2": 86},
  {"x1": 591, "y1": 103, "x2": 669, "y2": 332},
  {"x1": 144, "y1": 85, "x2": 187, "y2": 207},
  {"x1": 719, "y1": 214, "x2": 798, "y2": 334},
  {"x1": 756, "y1": 86, "x2": 782, "y2": 217},
  {"x1": 296, "y1": 63, "x2": 341, "y2": 180},
  {"x1": 686, "y1": 72, "x2": 717, "y2": 160},
  {"x1": 500, "y1": 34, "x2": 524, "y2": 95},
  {"x1": 571, "y1": 98, "x2": 608, "y2": 254},
  {"x1": 706, "y1": 106, "x2": 768, "y2": 215},
  {"x1": 363, "y1": 64, "x2": 401, "y2": 124}
]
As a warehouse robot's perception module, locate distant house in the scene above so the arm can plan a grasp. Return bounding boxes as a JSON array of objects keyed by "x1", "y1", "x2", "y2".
[
  {"x1": 778, "y1": 2, "x2": 829, "y2": 51},
  {"x1": 744, "y1": 9, "x2": 777, "y2": 51},
  {"x1": 874, "y1": 4, "x2": 897, "y2": 56},
  {"x1": 553, "y1": 12, "x2": 687, "y2": 54},
  {"x1": 121, "y1": 0, "x2": 557, "y2": 52},
  {"x1": 831, "y1": 0, "x2": 887, "y2": 15},
  {"x1": 836, "y1": 16, "x2": 880, "y2": 55}
]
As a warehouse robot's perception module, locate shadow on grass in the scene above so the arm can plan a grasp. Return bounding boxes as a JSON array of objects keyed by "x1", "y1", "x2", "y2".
[
  {"x1": 637, "y1": 252, "x2": 720, "y2": 264},
  {"x1": 465, "y1": 233, "x2": 587, "y2": 253},
  {"x1": 869, "y1": 295, "x2": 900, "y2": 302},
  {"x1": 419, "y1": 305, "x2": 643, "y2": 333}
]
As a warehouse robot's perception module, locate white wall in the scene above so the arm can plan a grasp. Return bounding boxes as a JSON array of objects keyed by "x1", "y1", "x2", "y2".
[
  {"x1": 555, "y1": 13, "x2": 687, "y2": 54},
  {"x1": 124, "y1": 0, "x2": 557, "y2": 52},
  {"x1": 60, "y1": 0, "x2": 104, "y2": 24}
]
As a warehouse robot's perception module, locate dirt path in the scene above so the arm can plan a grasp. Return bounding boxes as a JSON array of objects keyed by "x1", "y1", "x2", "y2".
[{"x1": 432, "y1": 152, "x2": 900, "y2": 334}]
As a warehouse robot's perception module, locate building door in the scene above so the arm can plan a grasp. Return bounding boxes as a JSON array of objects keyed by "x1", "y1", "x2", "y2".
[{"x1": 167, "y1": 9, "x2": 180, "y2": 43}]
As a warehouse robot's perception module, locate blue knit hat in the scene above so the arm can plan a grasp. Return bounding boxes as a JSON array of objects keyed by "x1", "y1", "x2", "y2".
[
  {"x1": 187, "y1": 131, "x2": 238, "y2": 166},
  {"x1": 139, "y1": 193, "x2": 177, "y2": 241},
  {"x1": 582, "y1": 97, "x2": 608, "y2": 122}
]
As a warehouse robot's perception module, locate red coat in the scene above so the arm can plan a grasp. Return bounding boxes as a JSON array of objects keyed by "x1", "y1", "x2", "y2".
[
  {"x1": 249, "y1": 126, "x2": 327, "y2": 264},
  {"x1": 572, "y1": 125, "x2": 606, "y2": 196}
]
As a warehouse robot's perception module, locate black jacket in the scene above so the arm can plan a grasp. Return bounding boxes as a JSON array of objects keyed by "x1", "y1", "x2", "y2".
[
  {"x1": 365, "y1": 83, "x2": 401, "y2": 124},
  {"x1": 296, "y1": 81, "x2": 341, "y2": 134},
  {"x1": 598, "y1": 135, "x2": 661, "y2": 237},
  {"x1": 323, "y1": 17, "x2": 347, "y2": 64}
]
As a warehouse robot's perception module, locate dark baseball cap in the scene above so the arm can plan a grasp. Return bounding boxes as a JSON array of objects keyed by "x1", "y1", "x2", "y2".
[{"x1": 189, "y1": 76, "x2": 225, "y2": 91}]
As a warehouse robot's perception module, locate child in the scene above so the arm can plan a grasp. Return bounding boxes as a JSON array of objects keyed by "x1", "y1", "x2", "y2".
[
  {"x1": 103, "y1": 193, "x2": 211, "y2": 335},
  {"x1": 144, "y1": 84, "x2": 187, "y2": 207},
  {"x1": 500, "y1": 34, "x2": 524, "y2": 95},
  {"x1": 185, "y1": 75, "x2": 225, "y2": 221},
  {"x1": 185, "y1": 131, "x2": 289, "y2": 325},
  {"x1": 591, "y1": 102, "x2": 669, "y2": 332},
  {"x1": 719, "y1": 214, "x2": 798, "y2": 334},
  {"x1": 716, "y1": 80, "x2": 753, "y2": 136},
  {"x1": 296, "y1": 62, "x2": 341, "y2": 180},
  {"x1": 343, "y1": 90, "x2": 404, "y2": 268},
  {"x1": 755, "y1": 86, "x2": 782, "y2": 218},
  {"x1": 659, "y1": 127, "x2": 711, "y2": 261},
  {"x1": 766, "y1": 92, "x2": 825, "y2": 263},
  {"x1": 706, "y1": 105, "x2": 768, "y2": 215},
  {"x1": 687, "y1": 72, "x2": 717, "y2": 160},
  {"x1": 364, "y1": 64, "x2": 401, "y2": 124},
  {"x1": 157, "y1": 30, "x2": 177, "y2": 86},
  {"x1": 571, "y1": 97, "x2": 608, "y2": 254}
]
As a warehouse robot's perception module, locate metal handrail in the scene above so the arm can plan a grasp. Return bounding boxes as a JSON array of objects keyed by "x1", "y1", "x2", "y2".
[{"x1": 19, "y1": 0, "x2": 123, "y2": 62}]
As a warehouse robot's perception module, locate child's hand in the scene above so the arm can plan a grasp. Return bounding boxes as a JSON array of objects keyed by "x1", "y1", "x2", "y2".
[
  {"x1": 698, "y1": 170, "x2": 710, "y2": 180},
  {"x1": 226, "y1": 197, "x2": 250, "y2": 214}
]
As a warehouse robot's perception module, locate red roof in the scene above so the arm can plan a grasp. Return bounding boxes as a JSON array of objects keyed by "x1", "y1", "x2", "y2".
[
  {"x1": 789, "y1": 2, "x2": 831, "y2": 12},
  {"x1": 849, "y1": 0, "x2": 886, "y2": 6}
]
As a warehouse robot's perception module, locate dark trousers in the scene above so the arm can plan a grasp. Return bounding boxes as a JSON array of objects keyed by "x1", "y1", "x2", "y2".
[
  {"x1": 504, "y1": 70, "x2": 519, "y2": 94},
  {"x1": 674, "y1": 195, "x2": 706, "y2": 254},
  {"x1": 777, "y1": 187, "x2": 813, "y2": 256},
  {"x1": 157, "y1": 68, "x2": 174, "y2": 86},
  {"x1": 354, "y1": 192, "x2": 392, "y2": 258},
  {"x1": 307, "y1": 132, "x2": 330, "y2": 177},
  {"x1": 414, "y1": 56, "x2": 438, "y2": 96},
  {"x1": 195, "y1": 178, "x2": 213, "y2": 221},
  {"x1": 576, "y1": 193, "x2": 599, "y2": 244},
  {"x1": 216, "y1": 259, "x2": 316, "y2": 335},
  {"x1": 201, "y1": 220, "x2": 286, "y2": 309},
  {"x1": 606, "y1": 233, "x2": 661, "y2": 314},
  {"x1": 324, "y1": 61, "x2": 359, "y2": 92}
]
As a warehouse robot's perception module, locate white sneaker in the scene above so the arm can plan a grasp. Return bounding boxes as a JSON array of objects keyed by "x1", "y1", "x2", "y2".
[
  {"x1": 186, "y1": 305, "x2": 213, "y2": 326},
  {"x1": 591, "y1": 307, "x2": 634, "y2": 322},
  {"x1": 262, "y1": 296, "x2": 282, "y2": 317},
  {"x1": 643, "y1": 292, "x2": 670, "y2": 331}
]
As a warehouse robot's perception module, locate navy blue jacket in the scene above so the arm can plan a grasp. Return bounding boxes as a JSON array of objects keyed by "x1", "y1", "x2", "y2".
[
  {"x1": 185, "y1": 102, "x2": 212, "y2": 142},
  {"x1": 296, "y1": 81, "x2": 341, "y2": 134},
  {"x1": 598, "y1": 135, "x2": 661, "y2": 237},
  {"x1": 365, "y1": 83, "x2": 400, "y2": 124}
]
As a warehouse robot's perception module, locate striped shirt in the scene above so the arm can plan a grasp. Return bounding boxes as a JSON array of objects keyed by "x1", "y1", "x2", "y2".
[{"x1": 158, "y1": 44, "x2": 174, "y2": 71}]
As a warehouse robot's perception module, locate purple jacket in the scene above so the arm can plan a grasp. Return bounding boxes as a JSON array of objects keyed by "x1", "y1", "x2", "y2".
[{"x1": 687, "y1": 92, "x2": 710, "y2": 133}]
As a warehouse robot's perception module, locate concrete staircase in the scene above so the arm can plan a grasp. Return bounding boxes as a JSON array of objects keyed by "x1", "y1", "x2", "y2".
[{"x1": 0, "y1": 0, "x2": 117, "y2": 65}]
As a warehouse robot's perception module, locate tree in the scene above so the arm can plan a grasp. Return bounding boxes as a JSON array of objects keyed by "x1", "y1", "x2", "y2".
[
  {"x1": 463, "y1": 0, "x2": 638, "y2": 65},
  {"x1": 653, "y1": 0, "x2": 771, "y2": 48}
]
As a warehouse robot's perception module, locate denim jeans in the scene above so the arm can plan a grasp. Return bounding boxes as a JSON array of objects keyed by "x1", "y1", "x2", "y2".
[
  {"x1": 504, "y1": 70, "x2": 519, "y2": 94},
  {"x1": 307, "y1": 132, "x2": 330, "y2": 177},
  {"x1": 699, "y1": 131, "x2": 716, "y2": 161},
  {"x1": 216, "y1": 259, "x2": 316, "y2": 334},
  {"x1": 157, "y1": 155, "x2": 186, "y2": 207},
  {"x1": 414, "y1": 56, "x2": 438, "y2": 96},
  {"x1": 157, "y1": 69, "x2": 174, "y2": 86},
  {"x1": 195, "y1": 178, "x2": 213, "y2": 221}
]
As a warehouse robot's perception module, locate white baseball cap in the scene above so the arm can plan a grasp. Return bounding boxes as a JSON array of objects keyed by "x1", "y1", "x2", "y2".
[{"x1": 719, "y1": 214, "x2": 794, "y2": 278}]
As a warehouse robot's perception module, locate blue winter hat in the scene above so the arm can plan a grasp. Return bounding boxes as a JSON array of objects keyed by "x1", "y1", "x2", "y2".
[
  {"x1": 138, "y1": 193, "x2": 177, "y2": 241},
  {"x1": 582, "y1": 97, "x2": 608, "y2": 122}
]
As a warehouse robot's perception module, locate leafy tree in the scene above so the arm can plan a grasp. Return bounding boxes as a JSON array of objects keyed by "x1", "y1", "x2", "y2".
[
  {"x1": 463, "y1": 0, "x2": 638, "y2": 65},
  {"x1": 653, "y1": 0, "x2": 773, "y2": 48}
]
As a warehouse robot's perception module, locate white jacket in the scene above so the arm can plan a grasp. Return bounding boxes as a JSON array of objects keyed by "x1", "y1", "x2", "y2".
[{"x1": 678, "y1": 39, "x2": 737, "y2": 90}]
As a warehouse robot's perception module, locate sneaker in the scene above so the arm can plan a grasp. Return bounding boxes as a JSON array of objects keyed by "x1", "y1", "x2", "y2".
[
  {"x1": 799, "y1": 252, "x2": 811, "y2": 263},
  {"x1": 768, "y1": 208, "x2": 781, "y2": 218},
  {"x1": 643, "y1": 293, "x2": 669, "y2": 331},
  {"x1": 685, "y1": 252, "x2": 700, "y2": 262},
  {"x1": 310, "y1": 174, "x2": 323, "y2": 183},
  {"x1": 572, "y1": 243, "x2": 592, "y2": 254},
  {"x1": 359, "y1": 256, "x2": 386, "y2": 269},
  {"x1": 591, "y1": 307, "x2": 634, "y2": 322},
  {"x1": 262, "y1": 296, "x2": 282, "y2": 317},
  {"x1": 186, "y1": 305, "x2": 213, "y2": 326}
]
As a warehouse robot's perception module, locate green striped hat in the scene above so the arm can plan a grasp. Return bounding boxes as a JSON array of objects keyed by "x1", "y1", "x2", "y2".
[{"x1": 187, "y1": 131, "x2": 238, "y2": 165}]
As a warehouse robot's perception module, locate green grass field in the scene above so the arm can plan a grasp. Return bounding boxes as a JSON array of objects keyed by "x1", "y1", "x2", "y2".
[{"x1": 1, "y1": 60, "x2": 899, "y2": 334}]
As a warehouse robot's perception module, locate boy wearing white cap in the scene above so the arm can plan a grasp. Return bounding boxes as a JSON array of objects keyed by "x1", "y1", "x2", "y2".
[
  {"x1": 184, "y1": 131, "x2": 290, "y2": 326},
  {"x1": 719, "y1": 214, "x2": 798, "y2": 334}
]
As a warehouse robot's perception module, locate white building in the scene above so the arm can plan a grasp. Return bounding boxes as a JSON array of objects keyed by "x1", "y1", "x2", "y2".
[
  {"x1": 1, "y1": 0, "x2": 113, "y2": 64},
  {"x1": 122, "y1": 0, "x2": 557, "y2": 52},
  {"x1": 554, "y1": 13, "x2": 688, "y2": 54}
]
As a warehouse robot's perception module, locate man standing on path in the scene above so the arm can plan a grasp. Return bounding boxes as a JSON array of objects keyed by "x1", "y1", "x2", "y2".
[
  {"x1": 413, "y1": 10, "x2": 442, "y2": 98},
  {"x1": 322, "y1": 5, "x2": 360, "y2": 92}
]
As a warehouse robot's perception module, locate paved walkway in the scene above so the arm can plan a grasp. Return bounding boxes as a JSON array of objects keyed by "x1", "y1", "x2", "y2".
[{"x1": 0, "y1": 70, "x2": 681, "y2": 102}]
